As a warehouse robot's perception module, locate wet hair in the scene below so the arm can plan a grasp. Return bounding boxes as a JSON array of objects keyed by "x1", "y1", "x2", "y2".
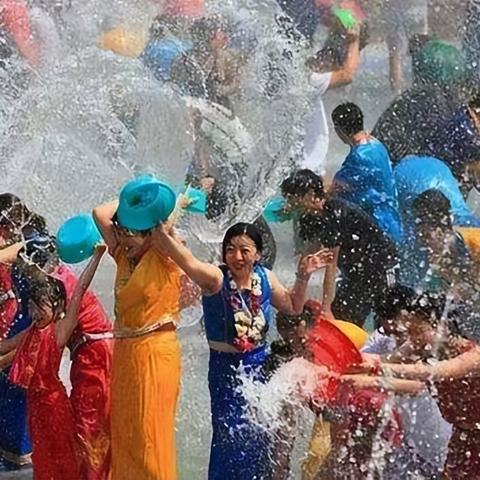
[
  {"x1": 412, "y1": 189, "x2": 453, "y2": 230},
  {"x1": 222, "y1": 222, "x2": 263, "y2": 263},
  {"x1": 469, "y1": 92, "x2": 480, "y2": 112},
  {"x1": 409, "y1": 292, "x2": 446, "y2": 326},
  {"x1": 0, "y1": 194, "x2": 48, "y2": 242},
  {"x1": 281, "y1": 169, "x2": 325, "y2": 199},
  {"x1": 376, "y1": 285, "x2": 417, "y2": 327},
  {"x1": 331, "y1": 102, "x2": 364, "y2": 137},
  {"x1": 408, "y1": 34, "x2": 432, "y2": 57},
  {"x1": 29, "y1": 274, "x2": 66, "y2": 323},
  {"x1": 22, "y1": 234, "x2": 58, "y2": 269}
]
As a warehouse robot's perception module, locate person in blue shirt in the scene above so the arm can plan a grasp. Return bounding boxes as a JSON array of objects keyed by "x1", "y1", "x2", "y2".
[{"x1": 331, "y1": 102, "x2": 403, "y2": 245}]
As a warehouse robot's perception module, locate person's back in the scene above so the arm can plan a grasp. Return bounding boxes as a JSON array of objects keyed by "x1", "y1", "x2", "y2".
[{"x1": 332, "y1": 102, "x2": 403, "y2": 244}]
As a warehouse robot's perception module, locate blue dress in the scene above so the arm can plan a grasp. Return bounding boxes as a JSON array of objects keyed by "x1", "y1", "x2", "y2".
[
  {"x1": 0, "y1": 266, "x2": 32, "y2": 468},
  {"x1": 203, "y1": 264, "x2": 273, "y2": 480},
  {"x1": 334, "y1": 138, "x2": 403, "y2": 245}
]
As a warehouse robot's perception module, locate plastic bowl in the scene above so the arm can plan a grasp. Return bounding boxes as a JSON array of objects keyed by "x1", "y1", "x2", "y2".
[
  {"x1": 56, "y1": 214, "x2": 102, "y2": 264},
  {"x1": 263, "y1": 197, "x2": 291, "y2": 223},
  {"x1": 307, "y1": 319, "x2": 362, "y2": 373},
  {"x1": 117, "y1": 175, "x2": 177, "y2": 231},
  {"x1": 184, "y1": 186, "x2": 207, "y2": 215}
]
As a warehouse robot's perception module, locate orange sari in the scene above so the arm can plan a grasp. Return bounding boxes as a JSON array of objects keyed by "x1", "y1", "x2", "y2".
[{"x1": 110, "y1": 248, "x2": 181, "y2": 480}]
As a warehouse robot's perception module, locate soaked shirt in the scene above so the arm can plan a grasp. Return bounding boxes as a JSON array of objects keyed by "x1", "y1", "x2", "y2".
[{"x1": 298, "y1": 198, "x2": 398, "y2": 279}]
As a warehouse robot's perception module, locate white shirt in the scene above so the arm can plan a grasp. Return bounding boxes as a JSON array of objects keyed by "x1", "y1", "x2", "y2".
[{"x1": 298, "y1": 71, "x2": 332, "y2": 173}]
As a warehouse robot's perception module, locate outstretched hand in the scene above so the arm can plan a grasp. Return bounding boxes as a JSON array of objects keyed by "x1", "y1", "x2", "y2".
[{"x1": 298, "y1": 248, "x2": 334, "y2": 278}]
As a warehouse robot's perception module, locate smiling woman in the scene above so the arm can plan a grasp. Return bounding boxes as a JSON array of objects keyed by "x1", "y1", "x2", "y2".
[{"x1": 151, "y1": 220, "x2": 333, "y2": 479}]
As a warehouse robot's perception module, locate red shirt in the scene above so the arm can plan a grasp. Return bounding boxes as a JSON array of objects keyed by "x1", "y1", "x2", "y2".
[
  {"x1": 52, "y1": 265, "x2": 111, "y2": 347},
  {"x1": 0, "y1": 264, "x2": 17, "y2": 339}
]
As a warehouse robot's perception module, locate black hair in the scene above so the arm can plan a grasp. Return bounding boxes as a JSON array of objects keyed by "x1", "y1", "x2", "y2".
[
  {"x1": 408, "y1": 33, "x2": 432, "y2": 57},
  {"x1": 376, "y1": 285, "x2": 417, "y2": 327},
  {"x1": 29, "y1": 274, "x2": 66, "y2": 323},
  {"x1": 469, "y1": 91, "x2": 480, "y2": 111},
  {"x1": 280, "y1": 169, "x2": 325, "y2": 199},
  {"x1": 331, "y1": 102, "x2": 364, "y2": 137},
  {"x1": 409, "y1": 292, "x2": 446, "y2": 326},
  {"x1": 222, "y1": 222, "x2": 263, "y2": 263},
  {"x1": 412, "y1": 189, "x2": 453, "y2": 230},
  {"x1": 22, "y1": 234, "x2": 58, "y2": 269},
  {"x1": 0, "y1": 194, "x2": 48, "y2": 242}
]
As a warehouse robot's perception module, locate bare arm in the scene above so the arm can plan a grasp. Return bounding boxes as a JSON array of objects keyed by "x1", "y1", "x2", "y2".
[
  {"x1": 92, "y1": 200, "x2": 118, "y2": 255},
  {"x1": 321, "y1": 247, "x2": 339, "y2": 319},
  {"x1": 0, "y1": 242, "x2": 24, "y2": 265},
  {"x1": 151, "y1": 224, "x2": 223, "y2": 294},
  {"x1": 340, "y1": 374, "x2": 424, "y2": 395},
  {"x1": 0, "y1": 329, "x2": 28, "y2": 355},
  {"x1": 0, "y1": 350, "x2": 16, "y2": 370},
  {"x1": 328, "y1": 34, "x2": 360, "y2": 88},
  {"x1": 270, "y1": 249, "x2": 334, "y2": 316},
  {"x1": 55, "y1": 245, "x2": 106, "y2": 348}
]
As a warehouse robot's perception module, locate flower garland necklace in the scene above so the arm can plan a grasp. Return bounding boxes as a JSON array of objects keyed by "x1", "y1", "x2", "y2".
[{"x1": 227, "y1": 267, "x2": 267, "y2": 353}]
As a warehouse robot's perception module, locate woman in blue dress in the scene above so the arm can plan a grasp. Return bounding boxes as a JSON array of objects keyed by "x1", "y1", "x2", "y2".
[
  {"x1": 153, "y1": 221, "x2": 332, "y2": 479},
  {"x1": 0, "y1": 194, "x2": 49, "y2": 470}
]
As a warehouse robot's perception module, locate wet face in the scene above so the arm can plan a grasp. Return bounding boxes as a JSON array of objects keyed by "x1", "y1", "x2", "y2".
[
  {"x1": 114, "y1": 224, "x2": 149, "y2": 258},
  {"x1": 285, "y1": 190, "x2": 324, "y2": 214},
  {"x1": 382, "y1": 310, "x2": 410, "y2": 345},
  {"x1": 406, "y1": 313, "x2": 436, "y2": 350},
  {"x1": 417, "y1": 224, "x2": 445, "y2": 254},
  {"x1": 224, "y1": 234, "x2": 260, "y2": 278},
  {"x1": 29, "y1": 298, "x2": 56, "y2": 329}
]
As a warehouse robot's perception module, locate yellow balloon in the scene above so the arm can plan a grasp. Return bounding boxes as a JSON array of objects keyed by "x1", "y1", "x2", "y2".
[
  {"x1": 98, "y1": 26, "x2": 147, "y2": 58},
  {"x1": 331, "y1": 320, "x2": 369, "y2": 349}
]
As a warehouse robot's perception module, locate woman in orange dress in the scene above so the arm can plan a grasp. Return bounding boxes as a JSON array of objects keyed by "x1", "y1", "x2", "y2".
[{"x1": 93, "y1": 200, "x2": 183, "y2": 480}]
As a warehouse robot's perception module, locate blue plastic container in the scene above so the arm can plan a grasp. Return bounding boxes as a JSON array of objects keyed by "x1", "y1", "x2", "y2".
[
  {"x1": 184, "y1": 186, "x2": 207, "y2": 215},
  {"x1": 263, "y1": 197, "x2": 291, "y2": 223},
  {"x1": 117, "y1": 175, "x2": 177, "y2": 231},
  {"x1": 56, "y1": 214, "x2": 102, "y2": 264},
  {"x1": 141, "y1": 38, "x2": 191, "y2": 82}
]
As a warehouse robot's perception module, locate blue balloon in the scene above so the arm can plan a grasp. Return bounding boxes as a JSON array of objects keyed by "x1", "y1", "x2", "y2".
[
  {"x1": 57, "y1": 214, "x2": 102, "y2": 264},
  {"x1": 141, "y1": 38, "x2": 192, "y2": 82}
]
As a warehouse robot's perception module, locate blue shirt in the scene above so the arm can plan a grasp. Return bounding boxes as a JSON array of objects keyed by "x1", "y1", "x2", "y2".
[{"x1": 334, "y1": 138, "x2": 403, "y2": 244}]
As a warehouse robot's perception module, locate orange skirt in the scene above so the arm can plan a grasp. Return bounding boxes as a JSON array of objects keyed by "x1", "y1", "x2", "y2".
[{"x1": 110, "y1": 330, "x2": 181, "y2": 480}]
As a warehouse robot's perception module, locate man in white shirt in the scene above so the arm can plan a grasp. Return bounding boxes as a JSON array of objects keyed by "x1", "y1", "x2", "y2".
[{"x1": 301, "y1": 25, "x2": 360, "y2": 173}]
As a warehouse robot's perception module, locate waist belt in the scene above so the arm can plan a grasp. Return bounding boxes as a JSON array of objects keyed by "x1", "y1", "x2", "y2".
[
  {"x1": 69, "y1": 331, "x2": 113, "y2": 358},
  {"x1": 114, "y1": 318, "x2": 176, "y2": 339}
]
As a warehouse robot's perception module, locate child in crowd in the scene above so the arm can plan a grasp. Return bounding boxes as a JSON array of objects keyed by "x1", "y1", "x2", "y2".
[{"x1": 5, "y1": 245, "x2": 106, "y2": 480}]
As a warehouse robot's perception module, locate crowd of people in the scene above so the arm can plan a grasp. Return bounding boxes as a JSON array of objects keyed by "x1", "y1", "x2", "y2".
[{"x1": 0, "y1": 0, "x2": 480, "y2": 479}]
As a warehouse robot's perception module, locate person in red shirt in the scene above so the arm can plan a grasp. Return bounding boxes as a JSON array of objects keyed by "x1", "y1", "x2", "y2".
[
  {"x1": 6, "y1": 246, "x2": 106, "y2": 480},
  {"x1": 3, "y1": 232, "x2": 113, "y2": 480}
]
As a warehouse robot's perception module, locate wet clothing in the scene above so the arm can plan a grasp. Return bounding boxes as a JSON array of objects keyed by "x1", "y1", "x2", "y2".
[
  {"x1": 52, "y1": 265, "x2": 112, "y2": 480},
  {"x1": 428, "y1": 106, "x2": 480, "y2": 196},
  {"x1": 0, "y1": 265, "x2": 17, "y2": 339},
  {"x1": 276, "y1": 0, "x2": 320, "y2": 41},
  {"x1": 334, "y1": 138, "x2": 403, "y2": 244},
  {"x1": 298, "y1": 198, "x2": 398, "y2": 325},
  {"x1": 300, "y1": 71, "x2": 332, "y2": 173},
  {"x1": 373, "y1": 87, "x2": 459, "y2": 164},
  {"x1": 435, "y1": 341, "x2": 480, "y2": 479},
  {"x1": 9, "y1": 323, "x2": 79, "y2": 480},
  {"x1": 208, "y1": 347, "x2": 271, "y2": 480},
  {"x1": 111, "y1": 248, "x2": 181, "y2": 480},
  {"x1": 203, "y1": 264, "x2": 273, "y2": 479},
  {"x1": 0, "y1": 266, "x2": 32, "y2": 467}
]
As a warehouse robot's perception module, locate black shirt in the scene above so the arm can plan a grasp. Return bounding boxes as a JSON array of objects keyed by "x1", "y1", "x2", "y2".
[{"x1": 298, "y1": 198, "x2": 397, "y2": 280}]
